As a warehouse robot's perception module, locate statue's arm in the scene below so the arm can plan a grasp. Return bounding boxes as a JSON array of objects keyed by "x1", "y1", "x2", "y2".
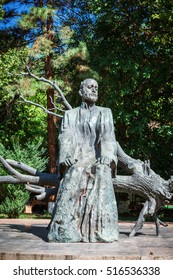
[{"x1": 99, "y1": 108, "x2": 118, "y2": 168}]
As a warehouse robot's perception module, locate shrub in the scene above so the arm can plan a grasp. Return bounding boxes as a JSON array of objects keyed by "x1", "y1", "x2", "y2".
[{"x1": 0, "y1": 139, "x2": 47, "y2": 218}]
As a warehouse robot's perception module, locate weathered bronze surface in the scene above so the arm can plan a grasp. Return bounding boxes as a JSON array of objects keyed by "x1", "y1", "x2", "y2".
[{"x1": 48, "y1": 79, "x2": 119, "y2": 242}]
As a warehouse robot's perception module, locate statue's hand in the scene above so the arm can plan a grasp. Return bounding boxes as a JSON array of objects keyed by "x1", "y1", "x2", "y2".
[
  {"x1": 63, "y1": 157, "x2": 77, "y2": 167},
  {"x1": 99, "y1": 157, "x2": 112, "y2": 166}
]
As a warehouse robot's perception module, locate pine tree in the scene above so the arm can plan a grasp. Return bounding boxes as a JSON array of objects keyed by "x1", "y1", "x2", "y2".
[{"x1": 0, "y1": 1, "x2": 69, "y2": 173}]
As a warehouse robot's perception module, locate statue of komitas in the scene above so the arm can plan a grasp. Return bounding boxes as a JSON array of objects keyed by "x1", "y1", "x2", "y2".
[{"x1": 48, "y1": 79, "x2": 119, "y2": 242}]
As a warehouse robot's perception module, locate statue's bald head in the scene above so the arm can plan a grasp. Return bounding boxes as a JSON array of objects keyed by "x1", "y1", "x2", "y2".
[{"x1": 79, "y1": 79, "x2": 98, "y2": 103}]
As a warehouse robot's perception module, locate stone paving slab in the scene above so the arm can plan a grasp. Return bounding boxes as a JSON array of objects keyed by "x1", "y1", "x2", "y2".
[{"x1": 0, "y1": 219, "x2": 172, "y2": 260}]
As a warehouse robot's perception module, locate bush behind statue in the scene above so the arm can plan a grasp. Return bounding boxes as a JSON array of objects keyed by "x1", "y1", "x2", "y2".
[{"x1": 0, "y1": 139, "x2": 47, "y2": 218}]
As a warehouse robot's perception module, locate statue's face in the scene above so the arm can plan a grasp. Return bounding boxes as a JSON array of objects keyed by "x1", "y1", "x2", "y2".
[{"x1": 81, "y1": 79, "x2": 98, "y2": 103}]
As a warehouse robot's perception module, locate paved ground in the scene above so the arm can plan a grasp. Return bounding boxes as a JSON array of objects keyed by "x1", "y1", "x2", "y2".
[{"x1": 0, "y1": 219, "x2": 173, "y2": 260}]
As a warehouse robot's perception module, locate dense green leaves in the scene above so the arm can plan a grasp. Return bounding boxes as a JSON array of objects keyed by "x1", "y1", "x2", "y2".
[
  {"x1": 75, "y1": 0, "x2": 173, "y2": 178},
  {"x1": 0, "y1": 0, "x2": 172, "y2": 181},
  {"x1": 0, "y1": 47, "x2": 47, "y2": 147},
  {"x1": 0, "y1": 139, "x2": 48, "y2": 217},
  {"x1": 0, "y1": 4, "x2": 5, "y2": 20},
  {"x1": 0, "y1": 48, "x2": 28, "y2": 101}
]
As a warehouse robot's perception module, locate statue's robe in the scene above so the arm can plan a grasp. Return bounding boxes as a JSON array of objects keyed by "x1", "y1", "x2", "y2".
[{"x1": 48, "y1": 103, "x2": 119, "y2": 242}]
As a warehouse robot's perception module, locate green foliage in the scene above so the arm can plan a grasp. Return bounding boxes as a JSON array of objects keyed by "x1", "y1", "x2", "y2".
[
  {"x1": 53, "y1": 41, "x2": 99, "y2": 107},
  {"x1": 0, "y1": 48, "x2": 28, "y2": 102},
  {"x1": 0, "y1": 188, "x2": 29, "y2": 218},
  {"x1": 19, "y1": 6, "x2": 55, "y2": 30},
  {"x1": 0, "y1": 140, "x2": 47, "y2": 171},
  {"x1": 74, "y1": 0, "x2": 173, "y2": 178},
  {"x1": 0, "y1": 139, "x2": 48, "y2": 218},
  {"x1": 0, "y1": 0, "x2": 172, "y2": 180},
  {"x1": 0, "y1": 94, "x2": 47, "y2": 148},
  {"x1": 0, "y1": 4, "x2": 5, "y2": 20},
  {"x1": 0, "y1": 47, "x2": 48, "y2": 148}
]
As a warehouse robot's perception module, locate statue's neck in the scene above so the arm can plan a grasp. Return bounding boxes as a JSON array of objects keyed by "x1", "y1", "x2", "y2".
[{"x1": 81, "y1": 101, "x2": 95, "y2": 110}]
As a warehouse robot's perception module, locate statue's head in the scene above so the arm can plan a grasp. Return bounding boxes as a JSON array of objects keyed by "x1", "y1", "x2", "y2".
[{"x1": 79, "y1": 78, "x2": 98, "y2": 104}]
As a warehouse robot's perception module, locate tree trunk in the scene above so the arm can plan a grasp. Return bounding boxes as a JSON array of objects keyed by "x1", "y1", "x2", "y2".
[
  {"x1": 46, "y1": 85, "x2": 56, "y2": 174},
  {"x1": 45, "y1": 8, "x2": 56, "y2": 175}
]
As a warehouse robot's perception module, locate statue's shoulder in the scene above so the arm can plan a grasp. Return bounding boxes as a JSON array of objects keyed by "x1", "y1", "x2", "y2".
[
  {"x1": 64, "y1": 107, "x2": 80, "y2": 116},
  {"x1": 96, "y1": 106, "x2": 112, "y2": 114}
]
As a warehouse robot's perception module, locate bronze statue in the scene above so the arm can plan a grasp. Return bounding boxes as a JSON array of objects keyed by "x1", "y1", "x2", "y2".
[
  {"x1": 48, "y1": 79, "x2": 119, "y2": 242},
  {"x1": 0, "y1": 78, "x2": 172, "y2": 240}
]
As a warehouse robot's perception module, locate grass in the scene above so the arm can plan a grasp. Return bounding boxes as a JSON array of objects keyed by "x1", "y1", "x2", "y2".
[
  {"x1": 0, "y1": 212, "x2": 51, "y2": 219},
  {"x1": 162, "y1": 205, "x2": 173, "y2": 209}
]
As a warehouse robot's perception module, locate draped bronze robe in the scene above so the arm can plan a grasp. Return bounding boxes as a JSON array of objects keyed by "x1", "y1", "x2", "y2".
[{"x1": 48, "y1": 103, "x2": 119, "y2": 242}]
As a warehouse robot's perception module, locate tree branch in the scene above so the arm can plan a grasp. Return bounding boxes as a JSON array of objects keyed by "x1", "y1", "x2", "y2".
[
  {"x1": 25, "y1": 184, "x2": 57, "y2": 200},
  {"x1": 0, "y1": 156, "x2": 59, "y2": 186},
  {"x1": 5, "y1": 159, "x2": 41, "y2": 175},
  {"x1": 113, "y1": 174, "x2": 172, "y2": 201},
  {"x1": 1, "y1": 156, "x2": 171, "y2": 202},
  {"x1": 19, "y1": 94, "x2": 63, "y2": 118},
  {"x1": 21, "y1": 66, "x2": 73, "y2": 110},
  {"x1": 49, "y1": 95, "x2": 65, "y2": 112},
  {"x1": 0, "y1": 176, "x2": 24, "y2": 184}
]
